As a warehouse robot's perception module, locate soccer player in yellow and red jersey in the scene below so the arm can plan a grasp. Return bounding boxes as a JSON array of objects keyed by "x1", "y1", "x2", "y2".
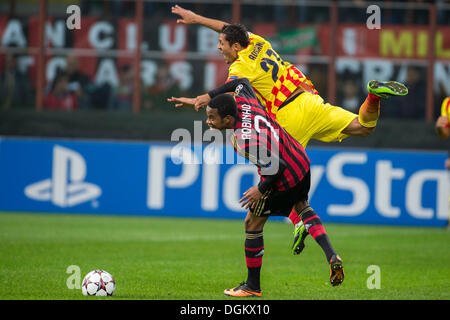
[
  {"x1": 436, "y1": 97, "x2": 450, "y2": 140},
  {"x1": 171, "y1": 5, "x2": 408, "y2": 255},
  {"x1": 435, "y1": 97, "x2": 450, "y2": 170}
]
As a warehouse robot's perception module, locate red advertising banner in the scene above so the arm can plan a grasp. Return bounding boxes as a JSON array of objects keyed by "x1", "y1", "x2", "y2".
[
  {"x1": 0, "y1": 15, "x2": 449, "y2": 94},
  {"x1": 335, "y1": 24, "x2": 450, "y2": 60},
  {"x1": 252, "y1": 22, "x2": 450, "y2": 60}
]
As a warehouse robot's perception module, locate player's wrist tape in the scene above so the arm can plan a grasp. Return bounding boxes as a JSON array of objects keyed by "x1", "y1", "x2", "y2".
[
  {"x1": 358, "y1": 109, "x2": 379, "y2": 128},
  {"x1": 358, "y1": 114, "x2": 378, "y2": 128}
]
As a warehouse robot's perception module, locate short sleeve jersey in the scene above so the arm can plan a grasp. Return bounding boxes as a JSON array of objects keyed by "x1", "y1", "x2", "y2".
[
  {"x1": 231, "y1": 79, "x2": 310, "y2": 191},
  {"x1": 227, "y1": 33, "x2": 317, "y2": 118}
]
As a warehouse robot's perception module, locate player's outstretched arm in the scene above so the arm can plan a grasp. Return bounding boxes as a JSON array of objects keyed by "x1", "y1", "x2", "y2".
[
  {"x1": 171, "y1": 5, "x2": 229, "y2": 32},
  {"x1": 193, "y1": 78, "x2": 252, "y2": 111},
  {"x1": 167, "y1": 96, "x2": 197, "y2": 109},
  {"x1": 208, "y1": 78, "x2": 252, "y2": 98}
]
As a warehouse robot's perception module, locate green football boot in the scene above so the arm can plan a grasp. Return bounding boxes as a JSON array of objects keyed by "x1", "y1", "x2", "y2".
[
  {"x1": 291, "y1": 221, "x2": 308, "y2": 255},
  {"x1": 367, "y1": 80, "x2": 408, "y2": 98}
]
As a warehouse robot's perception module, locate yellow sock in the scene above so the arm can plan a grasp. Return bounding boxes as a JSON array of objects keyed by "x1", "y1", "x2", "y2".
[{"x1": 358, "y1": 93, "x2": 380, "y2": 128}]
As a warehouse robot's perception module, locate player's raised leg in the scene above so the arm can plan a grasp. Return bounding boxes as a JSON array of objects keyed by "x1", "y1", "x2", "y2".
[
  {"x1": 348, "y1": 80, "x2": 408, "y2": 134},
  {"x1": 289, "y1": 208, "x2": 308, "y2": 255},
  {"x1": 294, "y1": 205, "x2": 344, "y2": 286},
  {"x1": 358, "y1": 80, "x2": 408, "y2": 128},
  {"x1": 289, "y1": 80, "x2": 408, "y2": 257}
]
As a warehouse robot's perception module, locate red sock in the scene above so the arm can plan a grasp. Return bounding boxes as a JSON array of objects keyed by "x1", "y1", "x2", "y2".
[
  {"x1": 288, "y1": 208, "x2": 301, "y2": 225},
  {"x1": 367, "y1": 92, "x2": 381, "y2": 107},
  {"x1": 245, "y1": 231, "x2": 264, "y2": 290},
  {"x1": 302, "y1": 211, "x2": 336, "y2": 261}
]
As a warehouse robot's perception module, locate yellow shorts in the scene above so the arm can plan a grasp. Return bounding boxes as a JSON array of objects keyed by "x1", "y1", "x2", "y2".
[{"x1": 276, "y1": 92, "x2": 358, "y2": 148}]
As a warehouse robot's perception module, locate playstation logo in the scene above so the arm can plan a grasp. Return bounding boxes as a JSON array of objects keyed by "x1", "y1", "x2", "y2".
[{"x1": 24, "y1": 145, "x2": 101, "y2": 207}]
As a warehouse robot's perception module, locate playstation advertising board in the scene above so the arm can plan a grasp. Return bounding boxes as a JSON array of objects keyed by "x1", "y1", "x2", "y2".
[{"x1": 0, "y1": 137, "x2": 448, "y2": 227}]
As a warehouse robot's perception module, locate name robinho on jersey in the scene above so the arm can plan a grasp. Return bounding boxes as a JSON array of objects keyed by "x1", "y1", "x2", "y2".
[{"x1": 240, "y1": 104, "x2": 253, "y2": 139}]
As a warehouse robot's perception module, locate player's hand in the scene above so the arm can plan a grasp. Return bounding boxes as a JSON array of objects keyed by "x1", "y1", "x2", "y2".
[
  {"x1": 239, "y1": 186, "x2": 263, "y2": 210},
  {"x1": 435, "y1": 116, "x2": 449, "y2": 129},
  {"x1": 167, "y1": 96, "x2": 196, "y2": 108},
  {"x1": 194, "y1": 93, "x2": 211, "y2": 111},
  {"x1": 435, "y1": 115, "x2": 450, "y2": 140},
  {"x1": 445, "y1": 157, "x2": 450, "y2": 170},
  {"x1": 171, "y1": 5, "x2": 198, "y2": 25}
]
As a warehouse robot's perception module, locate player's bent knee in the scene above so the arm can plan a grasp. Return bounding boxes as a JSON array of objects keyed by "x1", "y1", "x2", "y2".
[
  {"x1": 244, "y1": 212, "x2": 255, "y2": 231},
  {"x1": 293, "y1": 200, "x2": 309, "y2": 214},
  {"x1": 244, "y1": 212, "x2": 267, "y2": 231},
  {"x1": 343, "y1": 118, "x2": 376, "y2": 137},
  {"x1": 348, "y1": 125, "x2": 375, "y2": 137}
]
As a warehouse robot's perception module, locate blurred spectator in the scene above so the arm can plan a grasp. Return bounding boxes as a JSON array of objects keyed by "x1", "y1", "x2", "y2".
[
  {"x1": 306, "y1": 65, "x2": 327, "y2": 97},
  {"x1": 0, "y1": 53, "x2": 33, "y2": 110},
  {"x1": 340, "y1": 79, "x2": 361, "y2": 113},
  {"x1": 392, "y1": 66, "x2": 426, "y2": 119},
  {"x1": 382, "y1": 7, "x2": 404, "y2": 25},
  {"x1": 43, "y1": 71, "x2": 78, "y2": 111},
  {"x1": 108, "y1": 0, "x2": 135, "y2": 17},
  {"x1": 273, "y1": 1, "x2": 328, "y2": 25},
  {"x1": 143, "y1": 65, "x2": 181, "y2": 111},
  {"x1": 202, "y1": 3, "x2": 230, "y2": 22},
  {"x1": 404, "y1": 0, "x2": 429, "y2": 25},
  {"x1": 82, "y1": 0, "x2": 165, "y2": 18},
  {"x1": 108, "y1": 64, "x2": 133, "y2": 112},
  {"x1": 437, "y1": 0, "x2": 450, "y2": 25},
  {"x1": 80, "y1": 0, "x2": 104, "y2": 17},
  {"x1": 65, "y1": 55, "x2": 93, "y2": 110},
  {"x1": 339, "y1": 0, "x2": 367, "y2": 23}
]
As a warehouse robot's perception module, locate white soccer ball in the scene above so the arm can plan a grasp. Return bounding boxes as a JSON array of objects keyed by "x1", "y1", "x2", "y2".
[{"x1": 81, "y1": 270, "x2": 115, "y2": 296}]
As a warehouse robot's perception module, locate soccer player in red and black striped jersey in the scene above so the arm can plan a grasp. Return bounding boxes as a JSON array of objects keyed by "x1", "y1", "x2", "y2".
[{"x1": 170, "y1": 78, "x2": 344, "y2": 297}]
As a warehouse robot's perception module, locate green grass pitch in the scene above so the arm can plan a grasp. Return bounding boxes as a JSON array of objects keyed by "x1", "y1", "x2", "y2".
[{"x1": 0, "y1": 212, "x2": 449, "y2": 300}]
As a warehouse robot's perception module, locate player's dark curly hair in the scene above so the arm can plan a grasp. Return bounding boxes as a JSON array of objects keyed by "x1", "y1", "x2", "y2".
[
  {"x1": 208, "y1": 94, "x2": 239, "y2": 119},
  {"x1": 221, "y1": 24, "x2": 250, "y2": 48}
]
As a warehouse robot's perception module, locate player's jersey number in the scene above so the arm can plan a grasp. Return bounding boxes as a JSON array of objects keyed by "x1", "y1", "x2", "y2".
[
  {"x1": 255, "y1": 115, "x2": 280, "y2": 142},
  {"x1": 260, "y1": 49, "x2": 284, "y2": 82}
]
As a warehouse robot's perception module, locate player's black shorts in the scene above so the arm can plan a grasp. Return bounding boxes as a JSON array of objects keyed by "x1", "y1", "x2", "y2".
[{"x1": 250, "y1": 170, "x2": 311, "y2": 217}]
